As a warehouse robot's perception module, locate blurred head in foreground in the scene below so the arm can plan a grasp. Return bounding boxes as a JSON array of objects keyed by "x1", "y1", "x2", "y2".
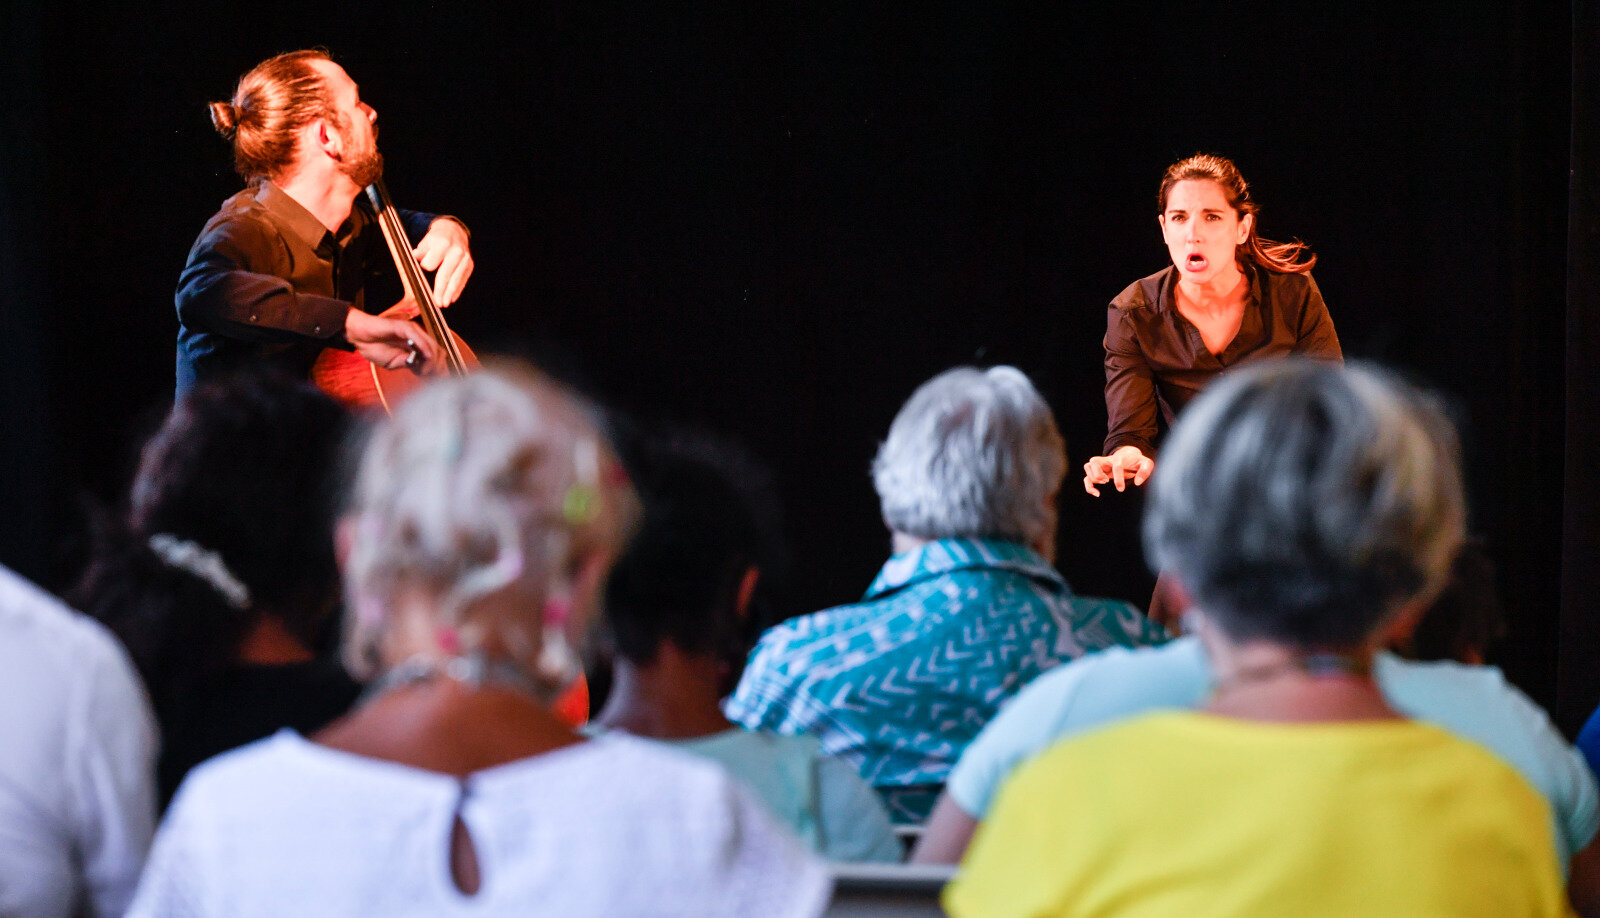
[
  {"x1": 341, "y1": 362, "x2": 638, "y2": 694},
  {"x1": 1144, "y1": 358, "x2": 1466, "y2": 653}
]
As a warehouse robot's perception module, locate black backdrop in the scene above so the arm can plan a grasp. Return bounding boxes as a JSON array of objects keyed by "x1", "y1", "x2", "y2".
[{"x1": 1, "y1": 2, "x2": 1587, "y2": 725}]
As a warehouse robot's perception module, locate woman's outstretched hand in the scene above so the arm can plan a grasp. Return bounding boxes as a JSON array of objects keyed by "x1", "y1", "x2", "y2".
[{"x1": 1083, "y1": 446, "x2": 1154, "y2": 496}]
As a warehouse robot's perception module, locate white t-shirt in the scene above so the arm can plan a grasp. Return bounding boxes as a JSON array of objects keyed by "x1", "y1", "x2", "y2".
[
  {"x1": 0, "y1": 564, "x2": 158, "y2": 918},
  {"x1": 129, "y1": 731, "x2": 832, "y2": 917}
]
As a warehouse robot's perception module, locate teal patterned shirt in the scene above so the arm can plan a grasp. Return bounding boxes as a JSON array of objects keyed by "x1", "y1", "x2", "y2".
[{"x1": 725, "y1": 537, "x2": 1168, "y2": 822}]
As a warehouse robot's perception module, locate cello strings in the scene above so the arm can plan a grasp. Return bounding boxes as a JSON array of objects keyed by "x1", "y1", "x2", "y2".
[{"x1": 372, "y1": 183, "x2": 469, "y2": 375}]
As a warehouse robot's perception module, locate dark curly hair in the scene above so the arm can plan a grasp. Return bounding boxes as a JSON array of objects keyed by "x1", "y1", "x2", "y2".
[
  {"x1": 601, "y1": 424, "x2": 786, "y2": 688},
  {"x1": 73, "y1": 368, "x2": 352, "y2": 723}
]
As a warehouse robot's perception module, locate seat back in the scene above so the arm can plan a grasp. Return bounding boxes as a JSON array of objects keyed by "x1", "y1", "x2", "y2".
[{"x1": 823, "y1": 863, "x2": 954, "y2": 918}]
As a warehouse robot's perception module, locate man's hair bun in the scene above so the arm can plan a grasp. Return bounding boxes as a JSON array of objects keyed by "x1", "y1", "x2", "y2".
[{"x1": 209, "y1": 101, "x2": 238, "y2": 139}]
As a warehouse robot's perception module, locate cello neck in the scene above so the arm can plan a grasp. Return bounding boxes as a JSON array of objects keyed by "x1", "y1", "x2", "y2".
[{"x1": 364, "y1": 179, "x2": 470, "y2": 377}]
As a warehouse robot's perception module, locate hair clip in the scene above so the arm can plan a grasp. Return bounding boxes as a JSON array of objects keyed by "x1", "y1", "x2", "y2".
[
  {"x1": 147, "y1": 533, "x2": 251, "y2": 609},
  {"x1": 562, "y1": 484, "x2": 598, "y2": 525}
]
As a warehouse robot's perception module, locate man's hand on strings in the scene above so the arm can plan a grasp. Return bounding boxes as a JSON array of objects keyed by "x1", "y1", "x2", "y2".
[
  {"x1": 413, "y1": 218, "x2": 474, "y2": 307},
  {"x1": 345, "y1": 307, "x2": 439, "y2": 373},
  {"x1": 1083, "y1": 446, "x2": 1155, "y2": 497}
]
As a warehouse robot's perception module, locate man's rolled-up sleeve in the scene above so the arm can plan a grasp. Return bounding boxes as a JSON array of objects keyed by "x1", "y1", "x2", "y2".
[{"x1": 175, "y1": 216, "x2": 349, "y2": 343}]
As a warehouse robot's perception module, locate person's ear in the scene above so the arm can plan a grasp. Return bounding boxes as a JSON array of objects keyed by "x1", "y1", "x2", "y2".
[
  {"x1": 570, "y1": 548, "x2": 614, "y2": 620},
  {"x1": 1379, "y1": 597, "x2": 1429, "y2": 653},
  {"x1": 334, "y1": 515, "x2": 357, "y2": 573},
  {"x1": 308, "y1": 116, "x2": 341, "y2": 161},
  {"x1": 1030, "y1": 488, "x2": 1061, "y2": 563},
  {"x1": 734, "y1": 566, "x2": 760, "y2": 621},
  {"x1": 1237, "y1": 211, "x2": 1254, "y2": 244},
  {"x1": 1158, "y1": 574, "x2": 1192, "y2": 614}
]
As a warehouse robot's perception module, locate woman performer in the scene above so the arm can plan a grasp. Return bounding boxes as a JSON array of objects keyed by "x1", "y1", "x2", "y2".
[{"x1": 1082, "y1": 154, "x2": 1341, "y2": 498}]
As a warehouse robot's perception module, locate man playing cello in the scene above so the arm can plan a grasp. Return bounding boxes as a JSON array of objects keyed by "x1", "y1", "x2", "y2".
[{"x1": 174, "y1": 50, "x2": 473, "y2": 397}]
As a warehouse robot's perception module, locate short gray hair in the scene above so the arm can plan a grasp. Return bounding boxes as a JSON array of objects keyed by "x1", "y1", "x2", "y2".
[
  {"x1": 872, "y1": 366, "x2": 1065, "y2": 544},
  {"x1": 342, "y1": 362, "x2": 638, "y2": 679},
  {"x1": 1143, "y1": 358, "x2": 1466, "y2": 648}
]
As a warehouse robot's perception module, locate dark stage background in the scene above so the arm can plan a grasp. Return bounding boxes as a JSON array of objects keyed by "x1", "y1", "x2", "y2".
[{"x1": 2, "y1": 3, "x2": 1590, "y2": 726}]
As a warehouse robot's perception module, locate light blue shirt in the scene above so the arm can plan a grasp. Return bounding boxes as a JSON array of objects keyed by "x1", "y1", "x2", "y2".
[
  {"x1": 726, "y1": 537, "x2": 1168, "y2": 822},
  {"x1": 674, "y1": 730, "x2": 902, "y2": 863},
  {"x1": 946, "y1": 635, "x2": 1600, "y2": 870}
]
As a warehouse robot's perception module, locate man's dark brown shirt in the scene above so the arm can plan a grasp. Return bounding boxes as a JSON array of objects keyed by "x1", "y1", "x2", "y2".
[{"x1": 173, "y1": 181, "x2": 435, "y2": 396}]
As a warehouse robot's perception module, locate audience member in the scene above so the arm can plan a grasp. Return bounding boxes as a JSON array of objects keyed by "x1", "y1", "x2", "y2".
[
  {"x1": 72, "y1": 369, "x2": 361, "y2": 805},
  {"x1": 0, "y1": 563, "x2": 157, "y2": 918},
  {"x1": 917, "y1": 540, "x2": 1595, "y2": 874},
  {"x1": 726, "y1": 366, "x2": 1168, "y2": 823},
  {"x1": 128, "y1": 364, "x2": 830, "y2": 917},
  {"x1": 592, "y1": 430, "x2": 901, "y2": 861},
  {"x1": 944, "y1": 359, "x2": 1568, "y2": 916},
  {"x1": 1577, "y1": 702, "x2": 1600, "y2": 790},
  {"x1": 1392, "y1": 537, "x2": 1507, "y2": 665}
]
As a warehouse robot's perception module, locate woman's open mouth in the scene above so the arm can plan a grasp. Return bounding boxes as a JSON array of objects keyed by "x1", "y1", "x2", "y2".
[{"x1": 1185, "y1": 253, "x2": 1209, "y2": 272}]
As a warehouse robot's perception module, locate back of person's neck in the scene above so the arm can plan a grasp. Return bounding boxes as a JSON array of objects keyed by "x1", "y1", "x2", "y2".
[
  {"x1": 594, "y1": 645, "x2": 733, "y2": 740},
  {"x1": 236, "y1": 612, "x2": 316, "y2": 666},
  {"x1": 1206, "y1": 673, "x2": 1397, "y2": 723},
  {"x1": 316, "y1": 677, "x2": 581, "y2": 776},
  {"x1": 1200, "y1": 629, "x2": 1398, "y2": 724},
  {"x1": 274, "y1": 166, "x2": 361, "y2": 233},
  {"x1": 890, "y1": 530, "x2": 1054, "y2": 563},
  {"x1": 891, "y1": 531, "x2": 930, "y2": 556}
]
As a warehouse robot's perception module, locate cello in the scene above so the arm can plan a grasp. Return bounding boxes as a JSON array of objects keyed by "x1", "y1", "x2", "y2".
[{"x1": 311, "y1": 179, "x2": 478, "y2": 412}]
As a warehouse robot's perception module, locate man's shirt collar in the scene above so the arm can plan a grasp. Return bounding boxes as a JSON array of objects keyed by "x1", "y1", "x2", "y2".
[
  {"x1": 255, "y1": 180, "x2": 347, "y2": 255},
  {"x1": 863, "y1": 536, "x2": 1065, "y2": 601}
]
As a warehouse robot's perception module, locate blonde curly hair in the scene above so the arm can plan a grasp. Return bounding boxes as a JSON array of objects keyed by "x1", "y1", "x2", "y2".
[{"x1": 341, "y1": 362, "x2": 638, "y2": 687}]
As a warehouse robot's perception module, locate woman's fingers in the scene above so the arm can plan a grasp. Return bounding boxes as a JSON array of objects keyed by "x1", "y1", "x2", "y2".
[
  {"x1": 1108, "y1": 446, "x2": 1153, "y2": 491},
  {"x1": 1131, "y1": 455, "x2": 1156, "y2": 487},
  {"x1": 1083, "y1": 457, "x2": 1111, "y2": 497},
  {"x1": 1084, "y1": 450, "x2": 1155, "y2": 496}
]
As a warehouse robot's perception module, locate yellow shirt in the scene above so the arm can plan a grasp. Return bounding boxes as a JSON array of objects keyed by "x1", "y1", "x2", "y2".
[{"x1": 945, "y1": 711, "x2": 1569, "y2": 918}]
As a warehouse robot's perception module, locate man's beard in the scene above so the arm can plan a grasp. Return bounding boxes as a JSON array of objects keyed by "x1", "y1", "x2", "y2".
[
  {"x1": 337, "y1": 120, "x2": 384, "y2": 188},
  {"x1": 341, "y1": 147, "x2": 384, "y2": 189}
]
